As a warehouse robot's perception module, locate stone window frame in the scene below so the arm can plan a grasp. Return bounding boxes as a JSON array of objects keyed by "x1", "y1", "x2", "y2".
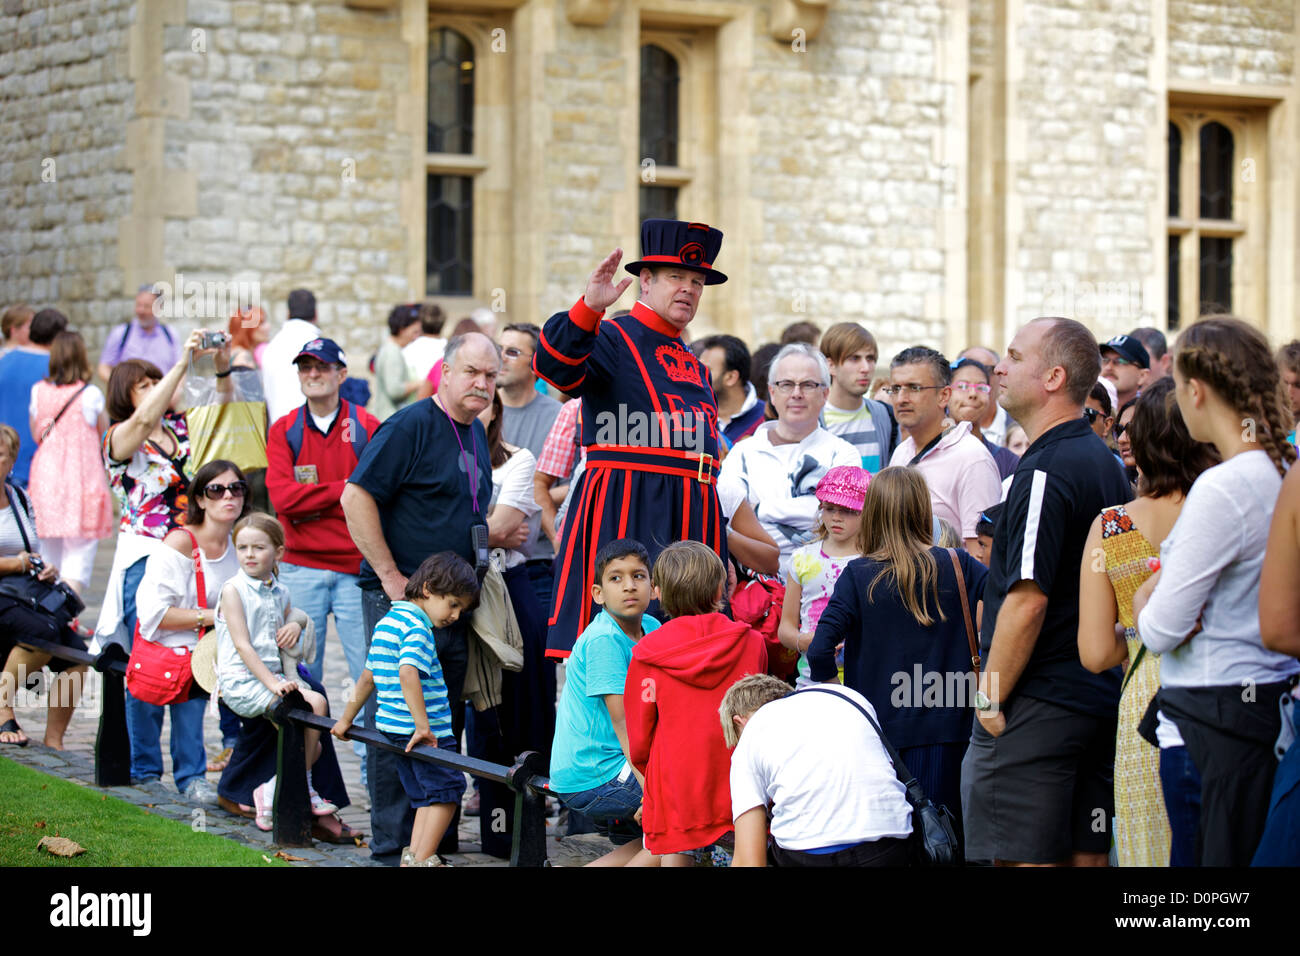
[
  {"x1": 422, "y1": 12, "x2": 513, "y2": 304},
  {"x1": 634, "y1": 24, "x2": 717, "y2": 236},
  {"x1": 1167, "y1": 105, "x2": 1267, "y2": 330}
]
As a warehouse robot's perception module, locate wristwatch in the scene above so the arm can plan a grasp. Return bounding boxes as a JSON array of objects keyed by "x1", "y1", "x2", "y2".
[{"x1": 974, "y1": 690, "x2": 996, "y2": 713}]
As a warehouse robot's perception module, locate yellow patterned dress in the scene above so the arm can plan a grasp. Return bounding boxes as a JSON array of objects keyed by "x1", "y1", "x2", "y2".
[{"x1": 1100, "y1": 505, "x2": 1171, "y2": 866}]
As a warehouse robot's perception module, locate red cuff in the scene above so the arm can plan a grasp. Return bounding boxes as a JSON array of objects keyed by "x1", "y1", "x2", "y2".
[{"x1": 568, "y1": 296, "x2": 604, "y2": 334}]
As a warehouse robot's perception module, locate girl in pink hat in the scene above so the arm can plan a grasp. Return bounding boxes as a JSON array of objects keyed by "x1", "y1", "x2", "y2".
[{"x1": 777, "y1": 465, "x2": 870, "y2": 684}]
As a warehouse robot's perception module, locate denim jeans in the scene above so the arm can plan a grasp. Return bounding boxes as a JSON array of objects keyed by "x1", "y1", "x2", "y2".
[
  {"x1": 280, "y1": 562, "x2": 367, "y2": 765},
  {"x1": 120, "y1": 554, "x2": 209, "y2": 793},
  {"x1": 360, "y1": 586, "x2": 468, "y2": 862},
  {"x1": 1159, "y1": 745, "x2": 1202, "y2": 868}
]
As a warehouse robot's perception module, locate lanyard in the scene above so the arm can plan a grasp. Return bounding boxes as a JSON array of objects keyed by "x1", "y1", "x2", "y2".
[
  {"x1": 907, "y1": 426, "x2": 950, "y2": 467},
  {"x1": 437, "y1": 398, "x2": 482, "y2": 515}
]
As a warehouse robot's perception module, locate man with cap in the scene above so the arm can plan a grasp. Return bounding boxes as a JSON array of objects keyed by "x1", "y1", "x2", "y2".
[
  {"x1": 533, "y1": 219, "x2": 728, "y2": 658},
  {"x1": 1099, "y1": 334, "x2": 1149, "y2": 410},
  {"x1": 265, "y1": 337, "x2": 380, "y2": 690},
  {"x1": 263, "y1": 289, "x2": 323, "y2": 423}
]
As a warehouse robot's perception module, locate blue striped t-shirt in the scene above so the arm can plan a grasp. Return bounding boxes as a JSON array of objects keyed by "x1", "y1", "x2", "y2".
[{"x1": 366, "y1": 601, "x2": 453, "y2": 738}]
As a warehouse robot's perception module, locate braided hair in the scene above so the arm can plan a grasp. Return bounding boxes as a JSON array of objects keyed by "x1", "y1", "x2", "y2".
[{"x1": 1174, "y1": 317, "x2": 1296, "y2": 478}]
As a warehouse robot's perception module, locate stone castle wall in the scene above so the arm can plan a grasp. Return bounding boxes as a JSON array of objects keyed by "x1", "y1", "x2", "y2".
[{"x1": 0, "y1": 0, "x2": 135, "y2": 341}]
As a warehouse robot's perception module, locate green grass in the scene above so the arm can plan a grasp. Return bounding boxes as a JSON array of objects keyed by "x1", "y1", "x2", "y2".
[{"x1": 0, "y1": 757, "x2": 287, "y2": 867}]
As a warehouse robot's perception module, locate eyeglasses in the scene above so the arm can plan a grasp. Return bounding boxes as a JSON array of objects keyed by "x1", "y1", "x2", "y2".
[
  {"x1": 1101, "y1": 354, "x2": 1134, "y2": 368},
  {"x1": 951, "y1": 381, "x2": 991, "y2": 395},
  {"x1": 771, "y1": 380, "x2": 826, "y2": 396},
  {"x1": 202, "y1": 481, "x2": 249, "y2": 500},
  {"x1": 881, "y1": 384, "x2": 943, "y2": 397},
  {"x1": 502, "y1": 347, "x2": 527, "y2": 360}
]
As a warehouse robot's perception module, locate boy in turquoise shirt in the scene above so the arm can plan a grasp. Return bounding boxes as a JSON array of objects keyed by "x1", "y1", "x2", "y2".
[{"x1": 550, "y1": 538, "x2": 660, "y2": 866}]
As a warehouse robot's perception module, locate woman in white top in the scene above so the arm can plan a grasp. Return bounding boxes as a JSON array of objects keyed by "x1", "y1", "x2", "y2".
[
  {"x1": 473, "y1": 390, "x2": 557, "y2": 857},
  {"x1": 0, "y1": 424, "x2": 88, "y2": 750},
  {"x1": 1134, "y1": 317, "x2": 1300, "y2": 866},
  {"x1": 132, "y1": 459, "x2": 245, "y2": 804}
]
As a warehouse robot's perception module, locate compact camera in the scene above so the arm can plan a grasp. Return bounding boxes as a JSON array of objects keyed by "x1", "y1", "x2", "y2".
[{"x1": 199, "y1": 331, "x2": 230, "y2": 350}]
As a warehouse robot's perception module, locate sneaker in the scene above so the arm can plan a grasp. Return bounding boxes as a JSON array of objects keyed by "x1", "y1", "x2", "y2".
[
  {"x1": 308, "y1": 787, "x2": 338, "y2": 817},
  {"x1": 183, "y1": 778, "x2": 218, "y2": 805},
  {"x1": 253, "y1": 777, "x2": 275, "y2": 831}
]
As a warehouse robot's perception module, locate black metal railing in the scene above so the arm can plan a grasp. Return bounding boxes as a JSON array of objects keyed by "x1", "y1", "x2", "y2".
[{"x1": 13, "y1": 635, "x2": 550, "y2": 866}]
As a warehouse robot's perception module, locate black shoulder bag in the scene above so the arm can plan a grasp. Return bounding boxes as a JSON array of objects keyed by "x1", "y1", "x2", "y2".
[
  {"x1": 0, "y1": 483, "x2": 85, "y2": 630},
  {"x1": 798, "y1": 686, "x2": 961, "y2": 865}
]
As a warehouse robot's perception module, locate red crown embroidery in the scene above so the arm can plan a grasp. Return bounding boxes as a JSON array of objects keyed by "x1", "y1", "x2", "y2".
[{"x1": 656, "y1": 345, "x2": 704, "y2": 387}]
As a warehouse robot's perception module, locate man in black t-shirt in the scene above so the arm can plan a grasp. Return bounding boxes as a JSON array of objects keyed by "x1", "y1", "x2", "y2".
[{"x1": 961, "y1": 317, "x2": 1132, "y2": 867}]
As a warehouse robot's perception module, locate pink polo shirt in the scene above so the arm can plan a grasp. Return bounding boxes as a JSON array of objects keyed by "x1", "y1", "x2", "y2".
[{"x1": 888, "y1": 421, "x2": 1003, "y2": 539}]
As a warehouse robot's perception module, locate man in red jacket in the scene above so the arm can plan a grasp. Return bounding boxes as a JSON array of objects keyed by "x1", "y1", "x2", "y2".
[
  {"x1": 624, "y1": 541, "x2": 767, "y2": 864},
  {"x1": 266, "y1": 337, "x2": 380, "y2": 690}
]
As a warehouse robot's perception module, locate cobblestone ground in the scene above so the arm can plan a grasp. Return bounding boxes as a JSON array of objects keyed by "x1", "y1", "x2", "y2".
[{"x1": 8, "y1": 541, "x2": 613, "y2": 867}]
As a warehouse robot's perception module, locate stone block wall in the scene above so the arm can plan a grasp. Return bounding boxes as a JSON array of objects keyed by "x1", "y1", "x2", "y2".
[
  {"x1": 744, "y1": 0, "x2": 960, "y2": 355},
  {"x1": 1003, "y1": 0, "x2": 1161, "y2": 339},
  {"x1": 1168, "y1": 0, "x2": 1294, "y2": 86},
  {"x1": 0, "y1": 0, "x2": 135, "y2": 342}
]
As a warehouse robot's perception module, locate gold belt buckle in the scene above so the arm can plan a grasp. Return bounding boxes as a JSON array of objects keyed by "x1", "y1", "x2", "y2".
[{"x1": 695, "y1": 452, "x2": 713, "y2": 484}]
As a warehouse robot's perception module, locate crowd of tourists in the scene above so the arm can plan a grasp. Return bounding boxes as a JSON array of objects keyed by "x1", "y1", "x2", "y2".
[{"x1": 1, "y1": 218, "x2": 1298, "y2": 868}]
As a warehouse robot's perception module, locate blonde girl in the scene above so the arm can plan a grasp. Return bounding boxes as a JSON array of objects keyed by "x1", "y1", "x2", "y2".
[
  {"x1": 778, "y1": 465, "x2": 870, "y2": 684},
  {"x1": 216, "y1": 513, "x2": 335, "y2": 827}
]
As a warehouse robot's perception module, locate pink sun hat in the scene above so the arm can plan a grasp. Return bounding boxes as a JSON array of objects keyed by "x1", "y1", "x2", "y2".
[{"x1": 816, "y1": 465, "x2": 871, "y2": 511}]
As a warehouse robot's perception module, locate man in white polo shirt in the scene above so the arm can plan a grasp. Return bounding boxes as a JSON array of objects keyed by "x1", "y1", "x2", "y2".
[{"x1": 886, "y1": 346, "x2": 1001, "y2": 551}]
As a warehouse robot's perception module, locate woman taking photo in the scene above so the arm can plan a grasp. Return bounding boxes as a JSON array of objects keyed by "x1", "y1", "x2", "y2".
[
  {"x1": 1134, "y1": 317, "x2": 1300, "y2": 866},
  {"x1": 28, "y1": 330, "x2": 113, "y2": 595},
  {"x1": 807, "y1": 466, "x2": 986, "y2": 823},
  {"x1": 1077, "y1": 377, "x2": 1218, "y2": 866},
  {"x1": 0, "y1": 425, "x2": 89, "y2": 749},
  {"x1": 132, "y1": 459, "x2": 246, "y2": 802}
]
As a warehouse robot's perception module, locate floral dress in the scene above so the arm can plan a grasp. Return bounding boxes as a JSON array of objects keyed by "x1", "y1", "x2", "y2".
[
  {"x1": 790, "y1": 541, "x2": 859, "y2": 683},
  {"x1": 103, "y1": 413, "x2": 191, "y2": 538},
  {"x1": 1100, "y1": 504, "x2": 1171, "y2": 867}
]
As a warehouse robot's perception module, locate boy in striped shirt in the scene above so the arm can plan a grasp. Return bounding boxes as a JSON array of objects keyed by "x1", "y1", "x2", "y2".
[{"x1": 332, "y1": 552, "x2": 479, "y2": 867}]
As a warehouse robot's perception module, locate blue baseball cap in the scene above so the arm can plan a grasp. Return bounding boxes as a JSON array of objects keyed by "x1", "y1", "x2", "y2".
[{"x1": 294, "y1": 337, "x2": 347, "y2": 367}]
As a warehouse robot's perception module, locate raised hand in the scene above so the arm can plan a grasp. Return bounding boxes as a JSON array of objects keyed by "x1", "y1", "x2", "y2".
[{"x1": 583, "y1": 248, "x2": 635, "y2": 313}]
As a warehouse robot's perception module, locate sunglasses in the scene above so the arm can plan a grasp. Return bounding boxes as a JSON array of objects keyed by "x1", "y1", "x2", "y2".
[
  {"x1": 1083, "y1": 408, "x2": 1103, "y2": 424},
  {"x1": 202, "y1": 481, "x2": 249, "y2": 500}
]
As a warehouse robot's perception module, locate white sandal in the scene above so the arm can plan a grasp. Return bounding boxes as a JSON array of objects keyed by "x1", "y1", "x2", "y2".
[{"x1": 253, "y1": 777, "x2": 276, "y2": 832}]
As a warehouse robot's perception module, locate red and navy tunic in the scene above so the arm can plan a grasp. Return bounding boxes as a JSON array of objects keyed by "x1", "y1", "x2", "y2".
[{"x1": 533, "y1": 297, "x2": 726, "y2": 657}]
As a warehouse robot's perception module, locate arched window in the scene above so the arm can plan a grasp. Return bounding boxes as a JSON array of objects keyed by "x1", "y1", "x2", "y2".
[
  {"x1": 1167, "y1": 112, "x2": 1246, "y2": 329},
  {"x1": 639, "y1": 43, "x2": 680, "y2": 221},
  {"x1": 1167, "y1": 123, "x2": 1181, "y2": 218},
  {"x1": 1198, "y1": 121, "x2": 1232, "y2": 220},
  {"x1": 426, "y1": 27, "x2": 475, "y2": 295},
  {"x1": 428, "y1": 27, "x2": 474, "y2": 154}
]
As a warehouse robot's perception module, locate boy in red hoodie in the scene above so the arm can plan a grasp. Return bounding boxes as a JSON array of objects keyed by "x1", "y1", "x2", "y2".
[{"x1": 625, "y1": 540, "x2": 768, "y2": 864}]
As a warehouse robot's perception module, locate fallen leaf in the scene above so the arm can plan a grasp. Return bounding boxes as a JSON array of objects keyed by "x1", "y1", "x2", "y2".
[
  {"x1": 144, "y1": 804, "x2": 155, "y2": 808},
  {"x1": 34, "y1": 821, "x2": 45, "y2": 829},
  {"x1": 40, "y1": 784, "x2": 47, "y2": 790},
  {"x1": 101, "y1": 796, "x2": 106, "y2": 801},
  {"x1": 38, "y1": 836, "x2": 85, "y2": 857},
  {"x1": 273, "y1": 850, "x2": 307, "y2": 862}
]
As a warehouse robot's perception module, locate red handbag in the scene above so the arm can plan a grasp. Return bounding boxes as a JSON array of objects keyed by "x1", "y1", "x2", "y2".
[
  {"x1": 731, "y1": 577, "x2": 798, "y2": 680},
  {"x1": 125, "y1": 529, "x2": 205, "y2": 706}
]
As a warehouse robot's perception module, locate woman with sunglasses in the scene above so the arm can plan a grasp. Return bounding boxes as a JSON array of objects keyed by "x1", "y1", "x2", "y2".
[
  {"x1": 131, "y1": 460, "x2": 247, "y2": 803},
  {"x1": 948, "y1": 358, "x2": 1019, "y2": 480}
]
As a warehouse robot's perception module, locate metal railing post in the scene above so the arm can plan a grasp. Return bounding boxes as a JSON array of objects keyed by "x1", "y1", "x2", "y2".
[
  {"x1": 269, "y1": 691, "x2": 313, "y2": 847},
  {"x1": 93, "y1": 643, "x2": 130, "y2": 787},
  {"x1": 507, "y1": 750, "x2": 549, "y2": 868}
]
